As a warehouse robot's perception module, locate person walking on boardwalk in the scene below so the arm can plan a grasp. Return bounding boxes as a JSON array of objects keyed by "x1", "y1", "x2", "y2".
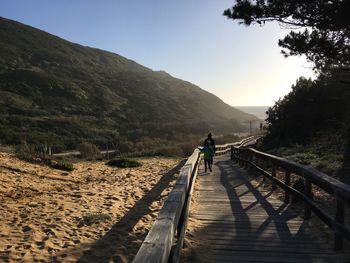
[
  {"x1": 204, "y1": 133, "x2": 216, "y2": 165},
  {"x1": 199, "y1": 140, "x2": 214, "y2": 172}
]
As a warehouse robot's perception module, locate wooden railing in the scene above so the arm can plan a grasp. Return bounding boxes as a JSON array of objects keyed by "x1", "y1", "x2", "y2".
[
  {"x1": 133, "y1": 148, "x2": 201, "y2": 263},
  {"x1": 133, "y1": 137, "x2": 255, "y2": 263},
  {"x1": 231, "y1": 146, "x2": 350, "y2": 250},
  {"x1": 215, "y1": 136, "x2": 257, "y2": 156}
]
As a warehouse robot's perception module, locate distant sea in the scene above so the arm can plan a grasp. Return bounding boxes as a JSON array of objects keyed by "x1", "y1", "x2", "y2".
[{"x1": 236, "y1": 106, "x2": 270, "y2": 120}]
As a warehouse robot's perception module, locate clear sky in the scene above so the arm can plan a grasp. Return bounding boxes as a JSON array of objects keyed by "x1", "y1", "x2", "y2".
[{"x1": 1, "y1": 0, "x2": 314, "y2": 106}]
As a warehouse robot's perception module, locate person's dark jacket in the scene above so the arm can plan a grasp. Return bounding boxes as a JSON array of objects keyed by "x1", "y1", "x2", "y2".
[{"x1": 204, "y1": 137, "x2": 216, "y2": 153}]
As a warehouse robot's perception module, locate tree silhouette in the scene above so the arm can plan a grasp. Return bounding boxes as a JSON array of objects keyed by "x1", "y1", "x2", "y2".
[
  {"x1": 224, "y1": 0, "x2": 350, "y2": 70},
  {"x1": 224, "y1": 1, "x2": 350, "y2": 181}
]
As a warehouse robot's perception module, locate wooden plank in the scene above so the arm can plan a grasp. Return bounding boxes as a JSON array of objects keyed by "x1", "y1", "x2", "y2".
[
  {"x1": 165, "y1": 189, "x2": 186, "y2": 203},
  {"x1": 205, "y1": 232, "x2": 309, "y2": 238},
  {"x1": 193, "y1": 210, "x2": 299, "y2": 217},
  {"x1": 210, "y1": 245, "x2": 334, "y2": 254},
  {"x1": 200, "y1": 227, "x2": 307, "y2": 234},
  {"x1": 191, "y1": 212, "x2": 300, "y2": 218},
  {"x1": 142, "y1": 220, "x2": 174, "y2": 244},
  {"x1": 206, "y1": 236, "x2": 327, "y2": 244},
  {"x1": 207, "y1": 239, "x2": 331, "y2": 248},
  {"x1": 157, "y1": 201, "x2": 183, "y2": 232},
  {"x1": 190, "y1": 213, "x2": 299, "y2": 219},
  {"x1": 200, "y1": 224, "x2": 307, "y2": 231},
  {"x1": 193, "y1": 206, "x2": 300, "y2": 215},
  {"x1": 190, "y1": 216, "x2": 303, "y2": 223},
  {"x1": 196, "y1": 199, "x2": 283, "y2": 204},
  {"x1": 133, "y1": 219, "x2": 174, "y2": 263},
  {"x1": 195, "y1": 201, "x2": 282, "y2": 206},
  {"x1": 204, "y1": 221, "x2": 306, "y2": 227},
  {"x1": 175, "y1": 170, "x2": 190, "y2": 187},
  {"x1": 207, "y1": 254, "x2": 340, "y2": 263},
  {"x1": 204, "y1": 228, "x2": 311, "y2": 234},
  {"x1": 204, "y1": 232, "x2": 312, "y2": 238},
  {"x1": 210, "y1": 251, "x2": 340, "y2": 260}
]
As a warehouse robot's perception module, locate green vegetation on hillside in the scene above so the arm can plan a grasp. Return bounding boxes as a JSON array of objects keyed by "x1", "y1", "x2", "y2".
[
  {"x1": 260, "y1": 68, "x2": 350, "y2": 181},
  {"x1": 0, "y1": 17, "x2": 256, "y2": 152},
  {"x1": 263, "y1": 69, "x2": 350, "y2": 148}
]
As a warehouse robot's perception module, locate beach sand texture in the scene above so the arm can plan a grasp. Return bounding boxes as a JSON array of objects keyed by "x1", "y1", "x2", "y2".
[{"x1": 0, "y1": 152, "x2": 181, "y2": 262}]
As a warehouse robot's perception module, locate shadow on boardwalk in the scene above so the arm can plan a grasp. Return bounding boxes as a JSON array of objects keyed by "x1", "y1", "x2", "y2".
[
  {"x1": 183, "y1": 156, "x2": 342, "y2": 263},
  {"x1": 217, "y1": 160, "x2": 314, "y2": 261},
  {"x1": 68, "y1": 159, "x2": 186, "y2": 263}
]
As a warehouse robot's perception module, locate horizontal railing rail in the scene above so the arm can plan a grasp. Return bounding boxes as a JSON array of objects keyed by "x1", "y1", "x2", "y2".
[
  {"x1": 231, "y1": 146, "x2": 350, "y2": 250},
  {"x1": 215, "y1": 136, "x2": 257, "y2": 156}
]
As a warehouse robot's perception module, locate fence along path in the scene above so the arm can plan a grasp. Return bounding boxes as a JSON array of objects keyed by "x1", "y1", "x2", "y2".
[
  {"x1": 133, "y1": 137, "x2": 349, "y2": 262},
  {"x1": 132, "y1": 137, "x2": 254, "y2": 263},
  {"x1": 189, "y1": 155, "x2": 345, "y2": 262}
]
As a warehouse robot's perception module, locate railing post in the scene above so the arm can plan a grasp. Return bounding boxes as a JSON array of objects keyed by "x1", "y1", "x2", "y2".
[
  {"x1": 245, "y1": 152, "x2": 249, "y2": 169},
  {"x1": 271, "y1": 164, "x2": 277, "y2": 190},
  {"x1": 242, "y1": 151, "x2": 245, "y2": 167},
  {"x1": 334, "y1": 198, "x2": 345, "y2": 250},
  {"x1": 304, "y1": 179, "x2": 312, "y2": 219},
  {"x1": 284, "y1": 171, "x2": 291, "y2": 203},
  {"x1": 243, "y1": 151, "x2": 247, "y2": 168},
  {"x1": 239, "y1": 150, "x2": 242, "y2": 166},
  {"x1": 252, "y1": 154, "x2": 259, "y2": 177},
  {"x1": 247, "y1": 152, "x2": 252, "y2": 171},
  {"x1": 246, "y1": 152, "x2": 250, "y2": 169},
  {"x1": 258, "y1": 158, "x2": 266, "y2": 185},
  {"x1": 247, "y1": 152, "x2": 252, "y2": 170}
]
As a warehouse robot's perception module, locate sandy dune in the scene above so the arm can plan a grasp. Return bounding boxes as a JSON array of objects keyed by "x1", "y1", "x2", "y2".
[{"x1": 0, "y1": 152, "x2": 181, "y2": 262}]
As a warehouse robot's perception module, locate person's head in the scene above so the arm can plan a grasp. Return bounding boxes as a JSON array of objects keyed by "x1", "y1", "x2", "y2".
[{"x1": 207, "y1": 133, "x2": 212, "y2": 139}]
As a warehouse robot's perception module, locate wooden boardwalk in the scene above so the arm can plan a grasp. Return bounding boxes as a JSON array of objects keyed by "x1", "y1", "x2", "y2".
[{"x1": 188, "y1": 155, "x2": 345, "y2": 263}]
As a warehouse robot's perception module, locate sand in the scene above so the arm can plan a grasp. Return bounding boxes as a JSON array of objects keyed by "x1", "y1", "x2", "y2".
[{"x1": 0, "y1": 152, "x2": 181, "y2": 262}]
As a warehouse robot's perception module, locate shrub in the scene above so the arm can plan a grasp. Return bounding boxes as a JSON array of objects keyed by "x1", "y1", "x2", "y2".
[
  {"x1": 77, "y1": 142, "x2": 100, "y2": 160},
  {"x1": 78, "y1": 213, "x2": 111, "y2": 226},
  {"x1": 49, "y1": 160, "x2": 74, "y2": 171},
  {"x1": 106, "y1": 158, "x2": 142, "y2": 168},
  {"x1": 15, "y1": 141, "x2": 36, "y2": 161},
  {"x1": 0, "y1": 144, "x2": 15, "y2": 153},
  {"x1": 156, "y1": 146, "x2": 183, "y2": 157},
  {"x1": 314, "y1": 154, "x2": 343, "y2": 176},
  {"x1": 286, "y1": 152, "x2": 318, "y2": 165},
  {"x1": 15, "y1": 141, "x2": 56, "y2": 165},
  {"x1": 34, "y1": 144, "x2": 52, "y2": 156}
]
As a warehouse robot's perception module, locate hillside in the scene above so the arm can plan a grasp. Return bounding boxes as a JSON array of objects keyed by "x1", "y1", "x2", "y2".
[{"x1": 0, "y1": 17, "x2": 256, "y2": 151}]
